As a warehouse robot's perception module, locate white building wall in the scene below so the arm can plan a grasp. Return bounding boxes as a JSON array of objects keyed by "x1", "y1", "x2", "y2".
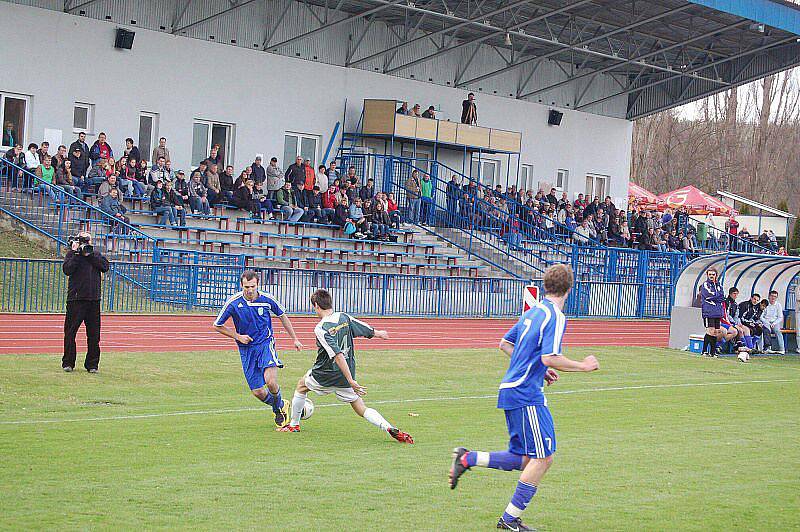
[{"x1": 0, "y1": 3, "x2": 633, "y2": 207}]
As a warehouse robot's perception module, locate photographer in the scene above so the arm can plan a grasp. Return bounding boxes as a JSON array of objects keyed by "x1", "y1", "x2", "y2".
[{"x1": 62, "y1": 232, "x2": 110, "y2": 373}]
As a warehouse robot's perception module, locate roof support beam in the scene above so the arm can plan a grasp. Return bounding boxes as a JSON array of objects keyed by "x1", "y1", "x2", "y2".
[
  {"x1": 346, "y1": 0, "x2": 538, "y2": 68},
  {"x1": 457, "y1": 3, "x2": 693, "y2": 88},
  {"x1": 577, "y1": 38, "x2": 799, "y2": 114},
  {"x1": 516, "y1": 18, "x2": 746, "y2": 99},
  {"x1": 172, "y1": 0, "x2": 258, "y2": 34},
  {"x1": 65, "y1": 0, "x2": 105, "y2": 13}
]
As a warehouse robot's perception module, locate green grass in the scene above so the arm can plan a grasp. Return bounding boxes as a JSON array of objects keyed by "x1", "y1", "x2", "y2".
[
  {"x1": 0, "y1": 229, "x2": 56, "y2": 259},
  {"x1": 0, "y1": 347, "x2": 798, "y2": 531}
]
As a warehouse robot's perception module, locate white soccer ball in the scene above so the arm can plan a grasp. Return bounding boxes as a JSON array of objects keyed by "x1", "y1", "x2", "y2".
[
  {"x1": 737, "y1": 351, "x2": 749, "y2": 363},
  {"x1": 301, "y1": 398, "x2": 314, "y2": 420}
]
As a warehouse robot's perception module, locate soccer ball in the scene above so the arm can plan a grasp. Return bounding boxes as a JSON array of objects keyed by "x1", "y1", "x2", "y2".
[
  {"x1": 737, "y1": 349, "x2": 749, "y2": 363},
  {"x1": 301, "y1": 398, "x2": 315, "y2": 420}
]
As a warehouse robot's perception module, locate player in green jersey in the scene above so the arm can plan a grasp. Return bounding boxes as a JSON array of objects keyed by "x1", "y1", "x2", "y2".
[{"x1": 278, "y1": 289, "x2": 414, "y2": 443}]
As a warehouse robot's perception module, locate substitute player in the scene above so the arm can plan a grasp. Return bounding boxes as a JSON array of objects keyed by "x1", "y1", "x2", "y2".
[
  {"x1": 278, "y1": 289, "x2": 414, "y2": 444},
  {"x1": 213, "y1": 270, "x2": 304, "y2": 428},
  {"x1": 448, "y1": 264, "x2": 599, "y2": 531}
]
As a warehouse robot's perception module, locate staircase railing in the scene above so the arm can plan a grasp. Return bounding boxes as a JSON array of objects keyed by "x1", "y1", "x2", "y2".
[
  {"x1": 686, "y1": 214, "x2": 774, "y2": 255},
  {"x1": 0, "y1": 158, "x2": 160, "y2": 261}
]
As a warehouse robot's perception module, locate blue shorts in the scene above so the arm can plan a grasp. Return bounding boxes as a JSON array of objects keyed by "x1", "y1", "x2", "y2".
[
  {"x1": 505, "y1": 405, "x2": 556, "y2": 458},
  {"x1": 239, "y1": 339, "x2": 282, "y2": 390}
]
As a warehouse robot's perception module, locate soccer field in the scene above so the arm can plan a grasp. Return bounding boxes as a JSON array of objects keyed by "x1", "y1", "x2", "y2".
[{"x1": 1, "y1": 347, "x2": 798, "y2": 531}]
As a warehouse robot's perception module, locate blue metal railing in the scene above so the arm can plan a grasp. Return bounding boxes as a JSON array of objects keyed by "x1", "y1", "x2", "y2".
[
  {"x1": 0, "y1": 158, "x2": 160, "y2": 261},
  {"x1": 0, "y1": 257, "x2": 675, "y2": 318}
]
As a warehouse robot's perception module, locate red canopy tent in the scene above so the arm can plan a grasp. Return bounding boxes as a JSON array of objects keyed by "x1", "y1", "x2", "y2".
[
  {"x1": 628, "y1": 182, "x2": 660, "y2": 204},
  {"x1": 657, "y1": 185, "x2": 732, "y2": 215}
]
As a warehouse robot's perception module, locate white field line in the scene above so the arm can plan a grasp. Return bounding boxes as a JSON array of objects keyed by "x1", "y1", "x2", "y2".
[{"x1": 0, "y1": 379, "x2": 793, "y2": 426}]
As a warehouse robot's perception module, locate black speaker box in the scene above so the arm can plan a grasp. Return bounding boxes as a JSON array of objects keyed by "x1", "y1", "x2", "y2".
[
  {"x1": 114, "y1": 28, "x2": 135, "y2": 49},
  {"x1": 548, "y1": 110, "x2": 563, "y2": 126}
]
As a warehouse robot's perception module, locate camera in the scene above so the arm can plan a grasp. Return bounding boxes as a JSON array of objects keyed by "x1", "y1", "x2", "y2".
[{"x1": 68, "y1": 234, "x2": 94, "y2": 256}]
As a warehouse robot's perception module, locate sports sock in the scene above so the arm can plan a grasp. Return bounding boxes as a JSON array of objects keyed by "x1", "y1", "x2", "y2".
[
  {"x1": 464, "y1": 451, "x2": 524, "y2": 471},
  {"x1": 265, "y1": 388, "x2": 283, "y2": 414},
  {"x1": 501, "y1": 480, "x2": 538, "y2": 523},
  {"x1": 261, "y1": 394, "x2": 274, "y2": 407},
  {"x1": 744, "y1": 336, "x2": 753, "y2": 349},
  {"x1": 702, "y1": 334, "x2": 710, "y2": 353},
  {"x1": 709, "y1": 336, "x2": 718, "y2": 356},
  {"x1": 290, "y1": 391, "x2": 306, "y2": 426},
  {"x1": 363, "y1": 408, "x2": 391, "y2": 432}
]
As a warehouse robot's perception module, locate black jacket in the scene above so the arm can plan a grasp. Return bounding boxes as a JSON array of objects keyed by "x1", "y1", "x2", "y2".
[
  {"x1": 284, "y1": 163, "x2": 306, "y2": 188},
  {"x1": 738, "y1": 301, "x2": 762, "y2": 325},
  {"x1": 63, "y1": 250, "x2": 110, "y2": 301},
  {"x1": 219, "y1": 172, "x2": 235, "y2": 193}
]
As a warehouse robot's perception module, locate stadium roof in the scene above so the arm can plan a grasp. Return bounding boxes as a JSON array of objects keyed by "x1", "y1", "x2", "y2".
[{"x1": 12, "y1": 0, "x2": 800, "y2": 119}]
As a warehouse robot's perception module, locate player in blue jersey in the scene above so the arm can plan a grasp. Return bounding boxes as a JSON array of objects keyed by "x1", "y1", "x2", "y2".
[
  {"x1": 448, "y1": 264, "x2": 599, "y2": 531},
  {"x1": 213, "y1": 270, "x2": 304, "y2": 428}
]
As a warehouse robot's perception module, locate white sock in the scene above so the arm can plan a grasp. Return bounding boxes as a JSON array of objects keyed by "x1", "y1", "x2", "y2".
[
  {"x1": 290, "y1": 392, "x2": 306, "y2": 426},
  {"x1": 363, "y1": 408, "x2": 392, "y2": 432}
]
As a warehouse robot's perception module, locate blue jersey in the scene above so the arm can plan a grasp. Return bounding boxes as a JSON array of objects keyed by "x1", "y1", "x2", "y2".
[
  {"x1": 213, "y1": 290, "x2": 285, "y2": 348},
  {"x1": 497, "y1": 298, "x2": 566, "y2": 409}
]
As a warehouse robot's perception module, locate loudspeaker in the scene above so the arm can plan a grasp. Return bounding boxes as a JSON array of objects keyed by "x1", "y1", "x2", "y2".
[
  {"x1": 114, "y1": 28, "x2": 135, "y2": 49},
  {"x1": 548, "y1": 110, "x2": 563, "y2": 126}
]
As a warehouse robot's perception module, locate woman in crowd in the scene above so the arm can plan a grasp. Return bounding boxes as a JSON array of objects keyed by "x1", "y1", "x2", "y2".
[
  {"x1": 150, "y1": 179, "x2": 176, "y2": 226},
  {"x1": 233, "y1": 177, "x2": 262, "y2": 219},
  {"x1": 55, "y1": 159, "x2": 82, "y2": 199},
  {"x1": 164, "y1": 179, "x2": 186, "y2": 227},
  {"x1": 188, "y1": 171, "x2": 211, "y2": 215}
]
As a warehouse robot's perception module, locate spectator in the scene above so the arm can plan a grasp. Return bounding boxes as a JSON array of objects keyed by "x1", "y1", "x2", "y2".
[
  {"x1": 410, "y1": 104, "x2": 422, "y2": 117},
  {"x1": 396, "y1": 102, "x2": 409, "y2": 115},
  {"x1": 123, "y1": 138, "x2": 141, "y2": 163},
  {"x1": 193, "y1": 160, "x2": 208, "y2": 180},
  {"x1": 204, "y1": 163, "x2": 221, "y2": 205},
  {"x1": 345, "y1": 165, "x2": 359, "y2": 187},
  {"x1": 574, "y1": 220, "x2": 591, "y2": 245},
  {"x1": 461, "y1": 93, "x2": 477, "y2": 125},
  {"x1": 675, "y1": 205, "x2": 689, "y2": 232},
  {"x1": 137, "y1": 159, "x2": 150, "y2": 187},
  {"x1": 333, "y1": 195, "x2": 351, "y2": 230},
  {"x1": 725, "y1": 214, "x2": 740, "y2": 250},
  {"x1": 760, "y1": 290, "x2": 785, "y2": 354},
  {"x1": 386, "y1": 192, "x2": 402, "y2": 229},
  {"x1": 55, "y1": 159, "x2": 82, "y2": 198},
  {"x1": 149, "y1": 156, "x2": 171, "y2": 186},
  {"x1": 316, "y1": 164, "x2": 330, "y2": 194},
  {"x1": 164, "y1": 180, "x2": 186, "y2": 227},
  {"x1": 359, "y1": 178, "x2": 375, "y2": 202},
  {"x1": 219, "y1": 165, "x2": 236, "y2": 203},
  {"x1": 322, "y1": 181, "x2": 338, "y2": 214},
  {"x1": 233, "y1": 177, "x2": 263, "y2": 219},
  {"x1": 757, "y1": 230, "x2": 770, "y2": 250},
  {"x1": 405, "y1": 169, "x2": 422, "y2": 224},
  {"x1": 152, "y1": 137, "x2": 170, "y2": 164},
  {"x1": 420, "y1": 173, "x2": 433, "y2": 226},
  {"x1": 422, "y1": 106, "x2": 436, "y2": 119},
  {"x1": 446, "y1": 175, "x2": 461, "y2": 226},
  {"x1": 276, "y1": 181, "x2": 303, "y2": 222},
  {"x1": 573, "y1": 193, "x2": 587, "y2": 211},
  {"x1": 67, "y1": 145, "x2": 89, "y2": 190},
  {"x1": 100, "y1": 188, "x2": 129, "y2": 228},
  {"x1": 303, "y1": 158, "x2": 316, "y2": 204},
  {"x1": 778, "y1": 246, "x2": 788, "y2": 256},
  {"x1": 307, "y1": 186, "x2": 327, "y2": 223},
  {"x1": 206, "y1": 144, "x2": 222, "y2": 169},
  {"x1": 37, "y1": 141, "x2": 50, "y2": 162},
  {"x1": 371, "y1": 200, "x2": 391, "y2": 240},
  {"x1": 68, "y1": 132, "x2": 90, "y2": 173},
  {"x1": 4, "y1": 144, "x2": 25, "y2": 190},
  {"x1": 89, "y1": 132, "x2": 113, "y2": 165},
  {"x1": 2, "y1": 120, "x2": 16, "y2": 146},
  {"x1": 681, "y1": 229, "x2": 695, "y2": 253},
  {"x1": 24, "y1": 142, "x2": 40, "y2": 182},
  {"x1": 118, "y1": 156, "x2": 145, "y2": 197},
  {"x1": 326, "y1": 160, "x2": 340, "y2": 181},
  {"x1": 174, "y1": 170, "x2": 190, "y2": 212},
  {"x1": 661, "y1": 208, "x2": 674, "y2": 232},
  {"x1": 546, "y1": 188, "x2": 558, "y2": 205},
  {"x1": 163, "y1": 159, "x2": 176, "y2": 182},
  {"x1": 188, "y1": 171, "x2": 211, "y2": 215},
  {"x1": 34, "y1": 155, "x2": 57, "y2": 200},
  {"x1": 97, "y1": 174, "x2": 122, "y2": 201},
  {"x1": 150, "y1": 179, "x2": 176, "y2": 226},
  {"x1": 285, "y1": 156, "x2": 306, "y2": 189},
  {"x1": 667, "y1": 229, "x2": 682, "y2": 252},
  {"x1": 251, "y1": 155, "x2": 266, "y2": 185},
  {"x1": 52, "y1": 145, "x2": 69, "y2": 170},
  {"x1": 266, "y1": 157, "x2": 284, "y2": 199},
  {"x1": 349, "y1": 197, "x2": 369, "y2": 237}
]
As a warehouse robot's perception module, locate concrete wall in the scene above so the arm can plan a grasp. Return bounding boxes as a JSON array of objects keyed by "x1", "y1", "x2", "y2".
[{"x1": 0, "y1": 2, "x2": 633, "y2": 206}]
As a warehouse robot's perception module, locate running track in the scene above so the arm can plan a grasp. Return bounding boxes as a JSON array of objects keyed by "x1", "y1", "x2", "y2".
[{"x1": 0, "y1": 314, "x2": 669, "y2": 354}]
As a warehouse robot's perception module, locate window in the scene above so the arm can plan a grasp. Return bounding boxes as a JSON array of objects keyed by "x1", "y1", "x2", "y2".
[
  {"x1": 283, "y1": 132, "x2": 319, "y2": 169},
  {"x1": 1, "y1": 93, "x2": 29, "y2": 149},
  {"x1": 73, "y1": 103, "x2": 94, "y2": 133},
  {"x1": 585, "y1": 173, "x2": 608, "y2": 200},
  {"x1": 519, "y1": 164, "x2": 533, "y2": 192},
  {"x1": 470, "y1": 159, "x2": 499, "y2": 187},
  {"x1": 138, "y1": 112, "x2": 158, "y2": 162},
  {"x1": 192, "y1": 119, "x2": 234, "y2": 166},
  {"x1": 401, "y1": 146, "x2": 432, "y2": 175},
  {"x1": 556, "y1": 169, "x2": 569, "y2": 191}
]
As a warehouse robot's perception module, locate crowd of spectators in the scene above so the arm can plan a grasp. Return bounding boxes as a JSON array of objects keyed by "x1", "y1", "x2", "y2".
[{"x1": 3, "y1": 133, "x2": 405, "y2": 241}]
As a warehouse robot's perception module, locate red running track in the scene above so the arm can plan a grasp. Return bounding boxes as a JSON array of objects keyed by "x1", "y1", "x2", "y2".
[{"x1": 0, "y1": 314, "x2": 668, "y2": 354}]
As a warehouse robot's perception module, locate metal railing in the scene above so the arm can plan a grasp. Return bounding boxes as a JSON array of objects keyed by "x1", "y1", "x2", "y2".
[
  {"x1": 0, "y1": 158, "x2": 160, "y2": 261},
  {"x1": 0, "y1": 256, "x2": 675, "y2": 318}
]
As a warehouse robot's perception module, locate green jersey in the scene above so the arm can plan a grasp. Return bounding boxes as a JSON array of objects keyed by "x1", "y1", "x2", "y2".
[{"x1": 312, "y1": 312, "x2": 375, "y2": 387}]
